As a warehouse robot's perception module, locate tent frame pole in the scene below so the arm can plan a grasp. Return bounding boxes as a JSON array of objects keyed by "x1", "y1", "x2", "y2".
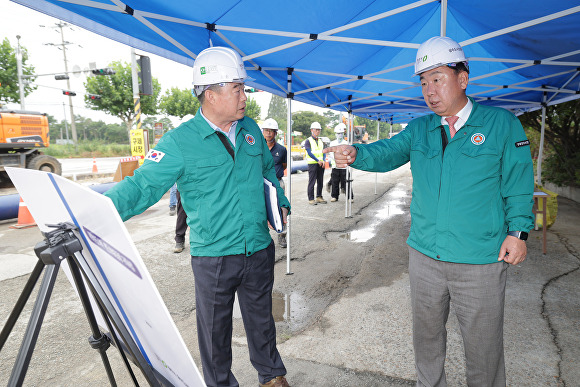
[
  {"x1": 286, "y1": 68, "x2": 294, "y2": 276},
  {"x1": 537, "y1": 93, "x2": 547, "y2": 186}
]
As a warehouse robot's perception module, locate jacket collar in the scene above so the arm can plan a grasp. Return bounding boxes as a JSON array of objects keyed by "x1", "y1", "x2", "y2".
[
  {"x1": 427, "y1": 97, "x2": 483, "y2": 132},
  {"x1": 192, "y1": 108, "x2": 247, "y2": 139}
]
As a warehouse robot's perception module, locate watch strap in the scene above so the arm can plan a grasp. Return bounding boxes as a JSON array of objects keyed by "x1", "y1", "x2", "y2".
[{"x1": 507, "y1": 230, "x2": 528, "y2": 241}]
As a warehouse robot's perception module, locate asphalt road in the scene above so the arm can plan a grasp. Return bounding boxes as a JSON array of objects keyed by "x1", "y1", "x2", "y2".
[
  {"x1": 1, "y1": 166, "x2": 579, "y2": 386},
  {"x1": 58, "y1": 157, "x2": 123, "y2": 177}
]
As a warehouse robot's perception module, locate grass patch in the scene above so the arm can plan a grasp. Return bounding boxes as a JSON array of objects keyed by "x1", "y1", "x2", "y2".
[{"x1": 45, "y1": 142, "x2": 132, "y2": 158}]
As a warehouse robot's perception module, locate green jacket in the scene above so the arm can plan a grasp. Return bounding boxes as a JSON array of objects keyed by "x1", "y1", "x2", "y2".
[
  {"x1": 352, "y1": 99, "x2": 534, "y2": 264},
  {"x1": 105, "y1": 112, "x2": 290, "y2": 257}
]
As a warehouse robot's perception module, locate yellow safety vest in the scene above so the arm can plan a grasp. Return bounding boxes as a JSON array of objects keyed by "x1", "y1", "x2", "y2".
[{"x1": 306, "y1": 137, "x2": 324, "y2": 164}]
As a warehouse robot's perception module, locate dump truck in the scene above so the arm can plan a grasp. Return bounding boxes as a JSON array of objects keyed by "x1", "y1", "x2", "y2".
[{"x1": 0, "y1": 110, "x2": 62, "y2": 185}]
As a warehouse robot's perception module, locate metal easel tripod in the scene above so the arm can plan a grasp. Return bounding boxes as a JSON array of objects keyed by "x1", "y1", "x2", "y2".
[{"x1": 0, "y1": 222, "x2": 167, "y2": 386}]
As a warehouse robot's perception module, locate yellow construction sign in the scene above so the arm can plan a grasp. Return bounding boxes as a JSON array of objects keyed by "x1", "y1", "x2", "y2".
[{"x1": 130, "y1": 129, "x2": 146, "y2": 164}]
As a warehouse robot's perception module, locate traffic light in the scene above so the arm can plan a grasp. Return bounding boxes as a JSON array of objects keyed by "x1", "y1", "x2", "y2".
[
  {"x1": 55, "y1": 74, "x2": 69, "y2": 80},
  {"x1": 245, "y1": 87, "x2": 261, "y2": 93},
  {"x1": 63, "y1": 90, "x2": 76, "y2": 96},
  {"x1": 137, "y1": 56, "x2": 153, "y2": 95},
  {"x1": 88, "y1": 94, "x2": 101, "y2": 100},
  {"x1": 91, "y1": 68, "x2": 116, "y2": 75}
]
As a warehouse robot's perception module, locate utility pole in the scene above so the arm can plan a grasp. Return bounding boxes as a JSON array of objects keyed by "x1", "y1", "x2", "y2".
[
  {"x1": 43, "y1": 22, "x2": 78, "y2": 146},
  {"x1": 16, "y1": 35, "x2": 26, "y2": 110}
]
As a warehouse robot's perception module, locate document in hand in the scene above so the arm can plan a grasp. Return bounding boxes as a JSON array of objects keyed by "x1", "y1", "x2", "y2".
[{"x1": 264, "y1": 178, "x2": 284, "y2": 233}]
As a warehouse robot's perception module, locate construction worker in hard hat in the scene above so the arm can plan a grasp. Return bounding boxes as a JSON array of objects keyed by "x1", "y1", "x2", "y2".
[
  {"x1": 105, "y1": 46, "x2": 290, "y2": 387},
  {"x1": 326, "y1": 123, "x2": 353, "y2": 202},
  {"x1": 304, "y1": 121, "x2": 327, "y2": 205},
  {"x1": 262, "y1": 118, "x2": 288, "y2": 248},
  {"x1": 324, "y1": 36, "x2": 534, "y2": 386}
]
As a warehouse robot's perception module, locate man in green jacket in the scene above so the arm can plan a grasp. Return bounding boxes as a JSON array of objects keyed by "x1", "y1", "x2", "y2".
[
  {"x1": 325, "y1": 36, "x2": 534, "y2": 386},
  {"x1": 105, "y1": 47, "x2": 290, "y2": 387}
]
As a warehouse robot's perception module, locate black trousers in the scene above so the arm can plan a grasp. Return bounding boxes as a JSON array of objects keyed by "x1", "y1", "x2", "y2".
[
  {"x1": 190, "y1": 241, "x2": 286, "y2": 387},
  {"x1": 175, "y1": 190, "x2": 188, "y2": 243},
  {"x1": 307, "y1": 163, "x2": 325, "y2": 200},
  {"x1": 331, "y1": 168, "x2": 353, "y2": 199}
]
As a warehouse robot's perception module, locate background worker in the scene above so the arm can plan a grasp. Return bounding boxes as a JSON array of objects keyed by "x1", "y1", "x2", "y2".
[
  {"x1": 168, "y1": 183, "x2": 177, "y2": 215},
  {"x1": 173, "y1": 189, "x2": 188, "y2": 253},
  {"x1": 324, "y1": 36, "x2": 534, "y2": 386},
  {"x1": 105, "y1": 46, "x2": 290, "y2": 387},
  {"x1": 262, "y1": 118, "x2": 288, "y2": 248},
  {"x1": 304, "y1": 121, "x2": 327, "y2": 205},
  {"x1": 327, "y1": 123, "x2": 353, "y2": 202}
]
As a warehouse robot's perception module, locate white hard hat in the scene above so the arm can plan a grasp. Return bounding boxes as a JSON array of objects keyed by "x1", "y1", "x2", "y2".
[
  {"x1": 192, "y1": 47, "x2": 252, "y2": 93},
  {"x1": 414, "y1": 36, "x2": 468, "y2": 75},
  {"x1": 310, "y1": 122, "x2": 322, "y2": 130},
  {"x1": 262, "y1": 118, "x2": 279, "y2": 130},
  {"x1": 334, "y1": 123, "x2": 346, "y2": 133}
]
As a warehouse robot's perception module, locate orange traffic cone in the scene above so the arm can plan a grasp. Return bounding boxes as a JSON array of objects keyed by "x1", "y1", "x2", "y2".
[
  {"x1": 92, "y1": 157, "x2": 99, "y2": 173},
  {"x1": 10, "y1": 197, "x2": 37, "y2": 229}
]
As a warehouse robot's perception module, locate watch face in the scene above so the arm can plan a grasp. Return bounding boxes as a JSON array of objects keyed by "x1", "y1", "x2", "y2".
[{"x1": 520, "y1": 232, "x2": 529, "y2": 241}]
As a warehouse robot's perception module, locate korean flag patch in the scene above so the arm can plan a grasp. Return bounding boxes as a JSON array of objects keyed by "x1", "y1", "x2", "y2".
[{"x1": 145, "y1": 149, "x2": 166, "y2": 162}]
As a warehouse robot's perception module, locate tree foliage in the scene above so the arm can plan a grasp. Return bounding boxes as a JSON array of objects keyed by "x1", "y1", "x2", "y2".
[
  {"x1": 0, "y1": 38, "x2": 36, "y2": 104},
  {"x1": 354, "y1": 116, "x2": 404, "y2": 140},
  {"x1": 266, "y1": 95, "x2": 288, "y2": 131},
  {"x1": 48, "y1": 114, "x2": 130, "y2": 143},
  {"x1": 245, "y1": 96, "x2": 261, "y2": 121},
  {"x1": 159, "y1": 87, "x2": 199, "y2": 119},
  {"x1": 323, "y1": 110, "x2": 341, "y2": 131},
  {"x1": 519, "y1": 99, "x2": 580, "y2": 187},
  {"x1": 83, "y1": 61, "x2": 161, "y2": 131},
  {"x1": 291, "y1": 111, "x2": 329, "y2": 143}
]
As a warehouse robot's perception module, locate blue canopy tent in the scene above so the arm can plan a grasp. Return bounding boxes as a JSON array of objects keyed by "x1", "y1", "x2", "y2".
[
  {"x1": 11, "y1": 0, "x2": 580, "y2": 182},
  {"x1": 10, "y1": 0, "x2": 580, "y2": 254},
  {"x1": 12, "y1": 0, "x2": 580, "y2": 116}
]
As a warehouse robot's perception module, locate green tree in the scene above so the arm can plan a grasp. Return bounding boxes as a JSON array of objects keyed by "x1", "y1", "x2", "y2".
[
  {"x1": 268, "y1": 94, "x2": 287, "y2": 121},
  {"x1": 245, "y1": 96, "x2": 261, "y2": 121},
  {"x1": 519, "y1": 100, "x2": 580, "y2": 187},
  {"x1": 323, "y1": 110, "x2": 341, "y2": 131},
  {"x1": 159, "y1": 87, "x2": 199, "y2": 118},
  {"x1": 0, "y1": 38, "x2": 36, "y2": 104},
  {"x1": 266, "y1": 94, "x2": 288, "y2": 130},
  {"x1": 291, "y1": 111, "x2": 328, "y2": 143},
  {"x1": 84, "y1": 61, "x2": 161, "y2": 131}
]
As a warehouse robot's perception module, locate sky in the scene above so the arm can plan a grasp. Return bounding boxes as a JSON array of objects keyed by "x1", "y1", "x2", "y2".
[{"x1": 0, "y1": 0, "x2": 325, "y2": 126}]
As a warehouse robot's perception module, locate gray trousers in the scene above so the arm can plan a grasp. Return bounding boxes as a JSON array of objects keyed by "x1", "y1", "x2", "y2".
[
  {"x1": 191, "y1": 241, "x2": 286, "y2": 387},
  {"x1": 408, "y1": 247, "x2": 508, "y2": 387}
]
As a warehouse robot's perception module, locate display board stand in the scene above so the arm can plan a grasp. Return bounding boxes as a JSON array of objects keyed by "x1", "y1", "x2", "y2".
[{"x1": 0, "y1": 222, "x2": 170, "y2": 387}]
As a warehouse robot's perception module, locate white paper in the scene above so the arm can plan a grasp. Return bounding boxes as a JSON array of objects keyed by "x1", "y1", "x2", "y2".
[
  {"x1": 5, "y1": 167, "x2": 205, "y2": 387},
  {"x1": 264, "y1": 178, "x2": 283, "y2": 233}
]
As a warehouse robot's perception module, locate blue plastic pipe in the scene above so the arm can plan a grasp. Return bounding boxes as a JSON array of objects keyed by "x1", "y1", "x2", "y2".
[{"x1": 0, "y1": 182, "x2": 117, "y2": 221}]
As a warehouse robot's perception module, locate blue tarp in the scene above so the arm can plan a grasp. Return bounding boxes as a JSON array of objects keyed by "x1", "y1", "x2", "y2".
[{"x1": 13, "y1": 0, "x2": 580, "y2": 123}]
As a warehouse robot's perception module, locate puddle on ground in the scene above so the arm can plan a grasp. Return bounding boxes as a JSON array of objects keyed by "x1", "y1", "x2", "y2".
[
  {"x1": 339, "y1": 184, "x2": 408, "y2": 243},
  {"x1": 233, "y1": 290, "x2": 308, "y2": 324}
]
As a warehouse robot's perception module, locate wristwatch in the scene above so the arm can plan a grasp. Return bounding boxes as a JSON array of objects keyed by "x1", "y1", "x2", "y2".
[{"x1": 507, "y1": 230, "x2": 528, "y2": 241}]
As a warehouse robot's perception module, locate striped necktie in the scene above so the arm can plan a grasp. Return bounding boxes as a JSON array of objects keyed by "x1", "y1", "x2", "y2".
[{"x1": 445, "y1": 116, "x2": 459, "y2": 139}]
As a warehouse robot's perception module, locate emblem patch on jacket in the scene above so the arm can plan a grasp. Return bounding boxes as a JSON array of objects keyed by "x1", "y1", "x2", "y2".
[
  {"x1": 145, "y1": 149, "x2": 165, "y2": 162},
  {"x1": 471, "y1": 133, "x2": 485, "y2": 145},
  {"x1": 245, "y1": 134, "x2": 256, "y2": 145},
  {"x1": 515, "y1": 140, "x2": 530, "y2": 148}
]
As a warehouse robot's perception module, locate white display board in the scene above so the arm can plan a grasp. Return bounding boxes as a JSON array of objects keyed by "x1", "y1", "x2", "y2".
[{"x1": 6, "y1": 167, "x2": 204, "y2": 387}]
